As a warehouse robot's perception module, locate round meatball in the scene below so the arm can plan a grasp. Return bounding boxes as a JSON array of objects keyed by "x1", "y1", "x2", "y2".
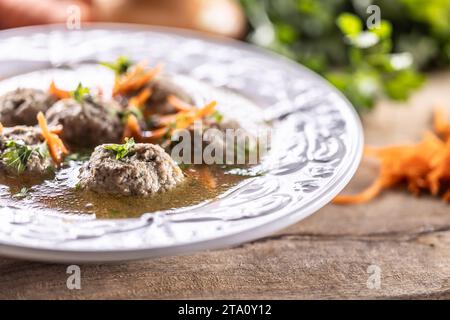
[
  {"x1": 1, "y1": 126, "x2": 43, "y2": 146},
  {"x1": 0, "y1": 126, "x2": 53, "y2": 176},
  {"x1": 45, "y1": 96, "x2": 123, "y2": 148},
  {"x1": 78, "y1": 143, "x2": 184, "y2": 196},
  {"x1": 0, "y1": 88, "x2": 56, "y2": 126}
]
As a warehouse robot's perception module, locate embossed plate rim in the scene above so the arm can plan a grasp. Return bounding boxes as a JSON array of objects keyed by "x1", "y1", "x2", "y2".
[{"x1": 0, "y1": 24, "x2": 363, "y2": 262}]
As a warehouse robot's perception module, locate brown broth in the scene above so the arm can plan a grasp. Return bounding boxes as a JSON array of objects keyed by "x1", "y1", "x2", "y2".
[{"x1": 0, "y1": 160, "x2": 248, "y2": 219}]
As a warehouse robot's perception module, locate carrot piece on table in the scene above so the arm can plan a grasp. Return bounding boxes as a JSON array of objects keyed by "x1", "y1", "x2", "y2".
[
  {"x1": 433, "y1": 106, "x2": 450, "y2": 140},
  {"x1": 37, "y1": 112, "x2": 68, "y2": 165},
  {"x1": 333, "y1": 177, "x2": 385, "y2": 205},
  {"x1": 333, "y1": 107, "x2": 450, "y2": 205}
]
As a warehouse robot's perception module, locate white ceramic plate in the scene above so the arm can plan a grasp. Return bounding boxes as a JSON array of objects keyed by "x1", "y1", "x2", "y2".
[{"x1": 0, "y1": 24, "x2": 363, "y2": 263}]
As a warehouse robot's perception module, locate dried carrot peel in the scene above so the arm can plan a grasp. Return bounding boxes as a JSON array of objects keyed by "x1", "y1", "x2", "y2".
[
  {"x1": 37, "y1": 112, "x2": 68, "y2": 165},
  {"x1": 433, "y1": 106, "x2": 450, "y2": 140},
  {"x1": 48, "y1": 80, "x2": 71, "y2": 99},
  {"x1": 333, "y1": 108, "x2": 450, "y2": 204}
]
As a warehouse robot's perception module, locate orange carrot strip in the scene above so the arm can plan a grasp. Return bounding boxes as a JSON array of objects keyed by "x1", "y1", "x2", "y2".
[
  {"x1": 333, "y1": 177, "x2": 385, "y2": 205},
  {"x1": 48, "y1": 80, "x2": 71, "y2": 99},
  {"x1": 443, "y1": 189, "x2": 450, "y2": 202},
  {"x1": 167, "y1": 95, "x2": 196, "y2": 112},
  {"x1": 0, "y1": 122, "x2": 3, "y2": 134},
  {"x1": 37, "y1": 112, "x2": 68, "y2": 165},
  {"x1": 50, "y1": 125, "x2": 63, "y2": 135},
  {"x1": 122, "y1": 114, "x2": 168, "y2": 143},
  {"x1": 175, "y1": 101, "x2": 217, "y2": 130},
  {"x1": 114, "y1": 63, "x2": 163, "y2": 96},
  {"x1": 128, "y1": 88, "x2": 152, "y2": 109},
  {"x1": 433, "y1": 106, "x2": 450, "y2": 140}
]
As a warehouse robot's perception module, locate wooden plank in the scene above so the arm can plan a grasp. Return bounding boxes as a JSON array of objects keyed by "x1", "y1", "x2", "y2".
[{"x1": 1, "y1": 72, "x2": 450, "y2": 299}]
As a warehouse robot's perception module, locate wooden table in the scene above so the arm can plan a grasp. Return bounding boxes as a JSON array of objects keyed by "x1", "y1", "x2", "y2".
[{"x1": 1, "y1": 73, "x2": 450, "y2": 299}]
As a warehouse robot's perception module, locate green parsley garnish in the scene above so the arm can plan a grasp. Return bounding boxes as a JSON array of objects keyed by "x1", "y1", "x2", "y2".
[
  {"x1": 209, "y1": 110, "x2": 223, "y2": 123},
  {"x1": 100, "y1": 56, "x2": 133, "y2": 75},
  {"x1": 1, "y1": 140, "x2": 43, "y2": 174},
  {"x1": 104, "y1": 138, "x2": 136, "y2": 160},
  {"x1": 13, "y1": 187, "x2": 30, "y2": 200},
  {"x1": 71, "y1": 83, "x2": 90, "y2": 103}
]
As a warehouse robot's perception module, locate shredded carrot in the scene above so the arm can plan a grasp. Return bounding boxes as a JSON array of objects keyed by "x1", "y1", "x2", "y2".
[
  {"x1": 48, "y1": 80, "x2": 71, "y2": 99},
  {"x1": 123, "y1": 100, "x2": 217, "y2": 144},
  {"x1": 333, "y1": 107, "x2": 450, "y2": 204},
  {"x1": 37, "y1": 112, "x2": 68, "y2": 165},
  {"x1": 128, "y1": 88, "x2": 152, "y2": 110},
  {"x1": 122, "y1": 114, "x2": 168, "y2": 143},
  {"x1": 167, "y1": 95, "x2": 196, "y2": 112},
  {"x1": 113, "y1": 62, "x2": 163, "y2": 96},
  {"x1": 0, "y1": 122, "x2": 3, "y2": 134},
  {"x1": 49, "y1": 125, "x2": 63, "y2": 135},
  {"x1": 433, "y1": 106, "x2": 450, "y2": 140},
  {"x1": 157, "y1": 114, "x2": 179, "y2": 126},
  {"x1": 175, "y1": 101, "x2": 217, "y2": 130}
]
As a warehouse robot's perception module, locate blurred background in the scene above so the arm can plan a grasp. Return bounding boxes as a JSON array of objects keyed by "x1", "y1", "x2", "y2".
[{"x1": 0, "y1": 0, "x2": 449, "y2": 112}]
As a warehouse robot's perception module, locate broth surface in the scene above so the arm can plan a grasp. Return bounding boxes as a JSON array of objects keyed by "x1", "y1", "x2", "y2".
[
  {"x1": 0, "y1": 65, "x2": 265, "y2": 219},
  {"x1": 0, "y1": 160, "x2": 247, "y2": 218}
]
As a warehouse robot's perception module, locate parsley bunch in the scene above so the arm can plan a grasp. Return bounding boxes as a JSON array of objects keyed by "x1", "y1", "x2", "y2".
[{"x1": 239, "y1": 0, "x2": 450, "y2": 111}]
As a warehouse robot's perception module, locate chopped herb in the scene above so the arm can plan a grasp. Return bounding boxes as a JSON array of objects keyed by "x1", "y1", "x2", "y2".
[
  {"x1": 1, "y1": 140, "x2": 37, "y2": 174},
  {"x1": 13, "y1": 187, "x2": 30, "y2": 200},
  {"x1": 104, "y1": 138, "x2": 136, "y2": 160},
  {"x1": 209, "y1": 110, "x2": 223, "y2": 123},
  {"x1": 119, "y1": 107, "x2": 144, "y2": 123},
  {"x1": 71, "y1": 83, "x2": 90, "y2": 103},
  {"x1": 100, "y1": 56, "x2": 133, "y2": 75},
  {"x1": 177, "y1": 162, "x2": 192, "y2": 170}
]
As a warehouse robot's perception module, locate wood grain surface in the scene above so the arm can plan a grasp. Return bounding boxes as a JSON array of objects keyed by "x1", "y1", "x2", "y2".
[{"x1": 1, "y1": 72, "x2": 450, "y2": 300}]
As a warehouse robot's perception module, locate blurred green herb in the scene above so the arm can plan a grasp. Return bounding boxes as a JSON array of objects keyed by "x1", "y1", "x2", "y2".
[
  {"x1": 13, "y1": 187, "x2": 30, "y2": 200},
  {"x1": 1, "y1": 140, "x2": 47, "y2": 174},
  {"x1": 71, "y1": 83, "x2": 90, "y2": 104},
  {"x1": 240, "y1": 0, "x2": 450, "y2": 111},
  {"x1": 104, "y1": 138, "x2": 136, "y2": 160},
  {"x1": 209, "y1": 110, "x2": 224, "y2": 123},
  {"x1": 119, "y1": 107, "x2": 144, "y2": 123},
  {"x1": 100, "y1": 56, "x2": 133, "y2": 75}
]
